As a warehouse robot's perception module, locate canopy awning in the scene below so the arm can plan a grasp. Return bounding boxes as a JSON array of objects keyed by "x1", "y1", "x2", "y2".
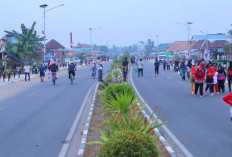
[
  {"x1": 162, "y1": 51, "x2": 172, "y2": 57},
  {"x1": 42, "y1": 54, "x2": 57, "y2": 59}
]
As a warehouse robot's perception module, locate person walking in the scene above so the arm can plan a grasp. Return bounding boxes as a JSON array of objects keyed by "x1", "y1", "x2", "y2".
[
  {"x1": 138, "y1": 58, "x2": 144, "y2": 77},
  {"x1": 187, "y1": 59, "x2": 192, "y2": 80},
  {"x1": 190, "y1": 64, "x2": 197, "y2": 94},
  {"x1": 154, "y1": 58, "x2": 160, "y2": 76},
  {"x1": 205, "y1": 65, "x2": 215, "y2": 96},
  {"x1": 24, "y1": 64, "x2": 31, "y2": 81},
  {"x1": 166, "y1": 59, "x2": 171, "y2": 70},
  {"x1": 98, "y1": 63, "x2": 103, "y2": 82},
  {"x1": 195, "y1": 66, "x2": 205, "y2": 97},
  {"x1": 227, "y1": 61, "x2": 232, "y2": 92},
  {"x1": 217, "y1": 65, "x2": 226, "y2": 93},
  {"x1": 122, "y1": 57, "x2": 128, "y2": 82},
  {"x1": 174, "y1": 60, "x2": 179, "y2": 72},
  {"x1": 163, "y1": 59, "x2": 167, "y2": 71},
  {"x1": 213, "y1": 68, "x2": 219, "y2": 94},
  {"x1": 180, "y1": 61, "x2": 187, "y2": 80},
  {"x1": 38, "y1": 63, "x2": 46, "y2": 82}
]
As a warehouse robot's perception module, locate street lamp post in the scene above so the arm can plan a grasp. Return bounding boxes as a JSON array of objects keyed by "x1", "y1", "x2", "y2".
[
  {"x1": 156, "y1": 35, "x2": 159, "y2": 58},
  {"x1": 200, "y1": 30, "x2": 209, "y2": 60},
  {"x1": 88, "y1": 27, "x2": 101, "y2": 58},
  {"x1": 39, "y1": 4, "x2": 64, "y2": 63},
  {"x1": 177, "y1": 21, "x2": 193, "y2": 58}
]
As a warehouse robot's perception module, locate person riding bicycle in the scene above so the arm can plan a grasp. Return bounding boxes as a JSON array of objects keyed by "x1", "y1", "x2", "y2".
[
  {"x1": 91, "y1": 63, "x2": 97, "y2": 77},
  {"x1": 68, "y1": 61, "x2": 76, "y2": 79},
  {"x1": 50, "y1": 61, "x2": 59, "y2": 79}
]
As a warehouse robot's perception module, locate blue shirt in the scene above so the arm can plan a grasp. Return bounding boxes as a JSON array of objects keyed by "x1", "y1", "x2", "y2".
[{"x1": 38, "y1": 65, "x2": 45, "y2": 73}]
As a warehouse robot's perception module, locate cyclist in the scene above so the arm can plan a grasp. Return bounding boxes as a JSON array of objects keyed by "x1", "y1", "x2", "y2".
[
  {"x1": 91, "y1": 63, "x2": 97, "y2": 78},
  {"x1": 50, "y1": 61, "x2": 59, "y2": 79},
  {"x1": 68, "y1": 61, "x2": 76, "y2": 79}
]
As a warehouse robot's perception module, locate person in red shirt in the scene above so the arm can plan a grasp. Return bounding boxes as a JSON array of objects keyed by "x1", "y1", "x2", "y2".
[
  {"x1": 222, "y1": 92, "x2": 232, "y2": 122},
  {"x1": 205, "y1": 65, "x2": 215, "y2": 96},
  {"x1": 195, "y1": 66, "x2": 205, "y2": 96}
]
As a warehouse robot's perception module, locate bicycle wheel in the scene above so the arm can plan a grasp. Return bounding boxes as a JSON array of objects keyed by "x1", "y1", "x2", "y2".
[{"x1": 70, "y1": 74, "x2": 73, "y2": 84}]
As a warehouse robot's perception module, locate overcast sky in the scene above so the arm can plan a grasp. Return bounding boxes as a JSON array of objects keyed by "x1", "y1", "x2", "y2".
[{"x1": 1, "y1": 0, "x2": 232, "y2": 48}]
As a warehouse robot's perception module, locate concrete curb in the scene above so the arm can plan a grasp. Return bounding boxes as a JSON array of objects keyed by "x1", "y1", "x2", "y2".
[{"x1": 77, "y1": 83, "x2": 99, "y2": 157}]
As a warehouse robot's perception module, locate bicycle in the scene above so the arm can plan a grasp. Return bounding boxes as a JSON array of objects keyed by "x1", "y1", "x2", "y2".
[
  {"x1": 51, "y1": 72, "x2": 56, "y2": 85},
  {"x1": 92, "y1": 71, "x2": 96, "y2": 79},
  {"x1": 70, "y1": 73, "x2": 74, "y2": 84}
]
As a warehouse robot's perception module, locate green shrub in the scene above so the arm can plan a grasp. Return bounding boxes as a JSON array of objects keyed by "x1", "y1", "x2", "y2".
[
  {"x1": 98, "y1": 130, "x2": 159, "y2": 157},
  {"x1": 102, "y1": 92, "x2": 137, "y2": 115},
  {"x1": 103, "y1": 105, "x2": 167, "y2": 135},
  {"x1": 98, "y1": 83, "x2": 106, "y2": 90},
  {"x1": 103, "y1": 83, "x2": 135, "y2": 101}
]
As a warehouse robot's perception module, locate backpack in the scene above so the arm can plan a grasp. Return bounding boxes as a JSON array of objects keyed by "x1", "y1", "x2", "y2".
[{"x1": 217, "y1": 73, "x2": 225, "y2": 80}]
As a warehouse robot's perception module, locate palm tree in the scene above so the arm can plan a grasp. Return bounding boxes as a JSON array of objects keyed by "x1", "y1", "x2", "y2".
[{"x1": 2, "y1": 22, "x2": 45, "y2": 63}]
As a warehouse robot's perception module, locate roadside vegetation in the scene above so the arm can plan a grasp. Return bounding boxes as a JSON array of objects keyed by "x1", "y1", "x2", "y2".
[{"x1": 85, "y1": 53, "x2": 168, "y2": 157}]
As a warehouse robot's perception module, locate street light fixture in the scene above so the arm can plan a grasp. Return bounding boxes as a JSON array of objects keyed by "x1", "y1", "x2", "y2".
[{"x1": 40, "y1": 4, "x2": 64, "y2": 63}]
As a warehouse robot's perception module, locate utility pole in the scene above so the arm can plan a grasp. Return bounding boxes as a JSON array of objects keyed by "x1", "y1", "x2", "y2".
[
  {"x1": 200, "y1": 30, "x2": 209, "y2": 60},
  {"x1": 156, "y1": 35, "x2": 159, "y2": 58}
]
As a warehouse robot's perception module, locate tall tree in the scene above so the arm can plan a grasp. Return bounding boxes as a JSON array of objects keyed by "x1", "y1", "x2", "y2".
[
  {"x1": 144, "y1": 39, "x2": 154, "y2": 54},
  {"x1": 2, "y1": 22, "x2": 44, "y2": 63}
]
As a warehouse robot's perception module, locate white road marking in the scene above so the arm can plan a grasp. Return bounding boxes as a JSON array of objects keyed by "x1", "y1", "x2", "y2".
[
  {"x1": 130, "y1": 67, "x2": 193, "y2": 157},
  {"x1": 24, "y1": 92, "x2": 35, "y2": 98},
  {"x1": 58, "y1": 64, "x2": 111, "y2": 157},
  {"x1": 58, "y1": 81, "x2": 97, "y2": 157}
]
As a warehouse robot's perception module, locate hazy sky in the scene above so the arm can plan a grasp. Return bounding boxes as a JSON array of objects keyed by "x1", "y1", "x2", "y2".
[{"x1": 1, "y1": 0, "x2": 232, "y2": 48}]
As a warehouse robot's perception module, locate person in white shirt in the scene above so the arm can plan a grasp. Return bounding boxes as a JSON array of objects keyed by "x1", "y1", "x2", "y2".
[
  {"x1": 213, "y1": 71, "x2": 219, "y2": 94},
  {"x1": 24, "y1": 64, "x2": 31, "y2": 81},
  {"x1": 138, "y1": 58, "x2": 144, "y2": 77}
]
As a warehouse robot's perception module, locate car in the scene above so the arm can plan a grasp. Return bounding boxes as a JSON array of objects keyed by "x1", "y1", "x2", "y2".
[
  {"x1": 74, "y1": 58, "x2": 80, "y2": 64},
  {"x1": 158, "y1": 55, "x2": 167, "y2": 63}
]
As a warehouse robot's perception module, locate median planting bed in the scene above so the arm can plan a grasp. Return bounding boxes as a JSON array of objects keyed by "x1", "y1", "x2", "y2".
[{"x1": 83, "y1": 54, "x2": 170, "y2": 157}]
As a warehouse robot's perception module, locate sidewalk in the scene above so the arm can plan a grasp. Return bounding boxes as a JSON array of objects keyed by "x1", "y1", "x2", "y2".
[{"x1": 0, "y1": 65, "x2": 86, "y2": 86}]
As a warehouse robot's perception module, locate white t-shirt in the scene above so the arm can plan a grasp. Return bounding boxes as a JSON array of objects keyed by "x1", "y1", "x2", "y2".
[
  {"x1": 24, "y1": 65, "x2": 30, "y2": 73},
  {"x1": 138, "y1": 61, "x2": 143, "y2": 69},
  {"x1": 213, "y1": 72, "x2": 218, "y2": 84}
]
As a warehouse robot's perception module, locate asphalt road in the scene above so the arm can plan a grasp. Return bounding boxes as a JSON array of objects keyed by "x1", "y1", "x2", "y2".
[
  {"x1": 132, "y1": 61, "x2": 232, "y2": 157},
  {"x1": 0, "y1": 62, "x2": 111, "y2": 157}
]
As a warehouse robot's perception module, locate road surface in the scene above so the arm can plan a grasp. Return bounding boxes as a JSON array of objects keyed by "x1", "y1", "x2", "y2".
[
  {"x1": 0, "y1": 62, "x2": 111, "y2": 157},
  {"x1": 132, "y1": 61, "x2": 232, "y2": 157}
]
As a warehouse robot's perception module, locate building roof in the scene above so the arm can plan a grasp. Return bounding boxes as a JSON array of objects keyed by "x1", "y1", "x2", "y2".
[
  {"x1": 208, "y1": 40, "x2": 228, "y2": 48},
  {"x1": 191, "y1": 40, "x2": 210, "y2": 50},
  {"x1": 192, "y1": 34, "x2": 229, "y2": 41},
  {"x1": 46, "y1": 39, "x2": 65, "y2": 50},
  {"x1": 166, "y1": 41, "x2": 188, "y2": 51}
]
